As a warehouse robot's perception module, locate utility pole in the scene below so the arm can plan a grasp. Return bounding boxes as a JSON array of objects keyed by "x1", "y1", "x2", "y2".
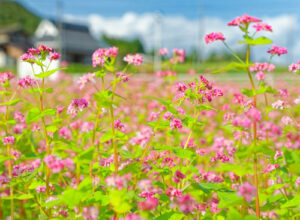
[
  {"x1": 56, "y1": 0, "x2": 63, "y2": 60},
  {"x1": 154, "y1": 11, "x2": 162, "y2": 72}
]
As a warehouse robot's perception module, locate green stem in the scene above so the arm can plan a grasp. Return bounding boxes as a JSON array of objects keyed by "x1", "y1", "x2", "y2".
[
  {"x1": 223, "y1": 42, "x2": 245, "y2": 64},
  {"x1": 110, "y1": 74, "x2": 118, "y2": 173}
]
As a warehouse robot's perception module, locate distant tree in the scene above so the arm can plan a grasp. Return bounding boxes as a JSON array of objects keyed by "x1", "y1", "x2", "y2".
[
  {"x1": 102, "y1": 34, "x2": 145, "y2": 62},
  {"x1": 0, "y1": 0, "x2": 41, "y2": 35}
]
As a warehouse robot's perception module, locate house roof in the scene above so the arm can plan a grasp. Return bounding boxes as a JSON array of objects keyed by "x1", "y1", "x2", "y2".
[{"x1": 35, "y1": 19, "x2": 101, "y2": 54}]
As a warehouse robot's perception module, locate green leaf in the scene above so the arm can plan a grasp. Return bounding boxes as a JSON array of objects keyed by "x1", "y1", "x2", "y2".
[
  {"x1": 195, "y1": 104, "x2": 216, "y2": 111},
  {"x1": 155, "y1": 212, "x2": 184, "y2": 220},
  {"x1": 0, "y1": 99, "x2": 22, "y2": 106},
  {"x1": 26, "y1": 108, "x2": 41, "y2": 123},
  {"x1": 26, "y1": 59, "x2": 45, "y2": 67},
  {"x1": 61, "y1": 188, "x2": 85, "y2": 208},
  {"x1": 281, "y1": 195, "x2": 300, "y2": 208},
  {"x1": 227, "y1": 207, "x2": 242, "y2": 220},
  {"x1": 109, "y1": 190, "x2": 132, "y2": 214},
  {"x1": 147, "y1": 96, "x2": 177, "y2": 114},
  {"x1": 15, "y1": 194, "x2": 34, "y2": 200},
  {"x1": 241, "y1": 88, "x2": 255, "y2": 97},
  {"x1": 34, "y1": 67, "x2": 66, "y2": 78},
  {"x1": 0, "y1": 155, "x2": 11, "y2": 164},
  {"x1": 212, "y1": 62, "x2": 250, "y2": 74},
  {"x1": 172, "y1": 148, "x2": 195, "y2": 159},
  {"x1": 28, "y1": 180, "x2": 45, "y2": 190},
  {"x1": 240, "y1": 36, "x2": 272, "y2": 45},
  {"x1": 218, "y1": 192, "x2": 243, "y2": 208}
]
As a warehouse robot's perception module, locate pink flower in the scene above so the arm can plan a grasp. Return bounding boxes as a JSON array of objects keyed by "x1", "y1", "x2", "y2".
[
  {"x1": 272, "y1": 100, "x2": 285, "y2": 110},
  {"x1": 228, "y1": 14, "x2": 262, "y2": 26},
  {"x1": 267, "y1": 45, "x2": 287, "y2": 56},
  {"x1": 263, "y1": 164, "x2": 279, "y2": 173},
  {"x1": 77, "y1": 73, "x2": 95, "y2": 90},
  {"x1": 59, "y1": 127, "x2": 72, "y2": 140},
  {"x1": 295, "y1": 177, "x2": 300, "y2": 187},
  {"x1": 166, "y1": 187, "x2": 182, "y2": 200},
  {"x1": 238, "y1": 181, "x2": 256, "y2": 203},
  {"x1": 281, "y1": 116, "x2": 293, "y2": 126},
  {"x1": 175, "y1": 82, "x2": 187, "y2": 92},
  {"x1": 114, "y1": 118, "x2": 126, "y2": 132},
  {"x1": 158, "y1": 48, "x2": 169, "y2": 55},
  {"x1": 176, "y1": 194, "x2": 195, "y2": 214},
  {"x1": 91, "y1": 48, "x2": 106, "y2": 67},
  {"x1": 20, "y1": 53, "x2": 35, "y2": 62},
  {"x1": 274, "y1": 151, "x2": 282, "y2": 159},
  {"x1": 14, "y1": 112, "x2": 25, "y2": 123},
  {"x1": 35, "y1": 185, "x2": 46, "y2": 193},
  {"x1": 82, "y1": 206, "x2": 99, "y2": 220},
  {"x1": 49, "y1": 51, "x2": 61, "y2": 61},
  {"x1": 27, "y1": 47, "x2": 40, "y2": 55},
  {"x1": 67, "y1": 99, "x2": 88, "y2": 117},
  {"x1": 163, "y1": 111, "x2": 173, "y2": 120},
  {"x1": 138, "y1": 197, "x2": 159, "y2": 211},
  {"x1": 170, "y1": 119, "x2": 182, "y2": 129},
  {"x1": 2, "y1": 136, "x2": 15, "y2": 145},
  {"x1": 18, "y1": 75, "x2": 36, "y2": 88},
  {"x1": 205, "y1": 32, "x2": 225, "y2": 44},
  {"x1": 124, "y1": 54, "x2": 143, "y2": 66},
  {"x1": 37, "y1": 45, "x2": 53, "y2": 53},
  {"x1": 246, "y1": 108, "x2": 261, "y2": 122},
  {"x1": 255, "y1": 71, "x2": 265, "y2": 80},
  {"x1": 288, "y1": 63, "x2": 300, "y2": 73},
  {"x1": 0, "y1": 72, "x2": 14, "y2": 84},
  {"x1": 253, "y1": 23, "x2": 272, "y2": 32}
]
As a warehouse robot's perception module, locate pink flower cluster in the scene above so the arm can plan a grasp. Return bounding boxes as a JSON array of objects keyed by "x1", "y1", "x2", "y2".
[
  {"x1": 263, "y1": 164, "x2": 280, "y2": 173},
  {"x1": 124, "y1": 54, "x2": 143, "y2": 66},
  {"x1": 105, "y1": 173, "x2": 131, "y2": 190},
  {"x1": 238, "y1": 182, "x2": 256, "y2": 203},
  {"x1": 204, "y1": 32, "x2": 225, "y2": 44},
  {"x1": 67, "y1": 98, "x2": 89, "y2": 117},
  {"x1": 2, "y1": 136, "x2": 16, "y2": 145},
  {"x1": 18, "y1": 75, "x2": 36, "y2": 88},
  {"x1": 43, "y1": 155, "x2": 74, "y2": 173},
  {"x1": 158, "y1": 48, "x2": 169, "y2": 55},
  {"x1": 0, "y1": 72, "x2": 14, "y2": 84},
  {"x1": 77, "y1": 73, "x2": 95, "y2": 90},
  {"x1": 21, "y1": 45, "x2": 60, "y2": 63},
  {"x1": 249, "y1": 62, "x2": 276, "y2": 73},
  {"x1": 252, "y1": 23, "x2": 272, "y2": 32},
  {"x1": 267, "y1": 45, "x2": 288, "y2": 56},
  {"x1": 170, "y1": 48, "x2": 186, "y2": 64},
  {"x1": 114, "y1": 118, "x2": 126, "y2": 132},
  {"x1": 288, "y1": 61, "x2": 300, "y2": 73},
  {"x1": 92, "y1": 47, "x2": 118, "y2": 67},
  {"x1": 156, "y1": 70, "x2": 177, "y2": 78},
  {"x1": 228, "y1": 14, "x2": 262, "y2": 26}
]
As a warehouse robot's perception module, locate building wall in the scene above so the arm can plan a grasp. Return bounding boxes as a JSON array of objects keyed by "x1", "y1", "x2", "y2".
[{"x1": 0, "y1": 50, "x2": 6, "y2": 68}]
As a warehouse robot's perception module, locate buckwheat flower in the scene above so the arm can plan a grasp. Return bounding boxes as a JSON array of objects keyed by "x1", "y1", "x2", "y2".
[
  {"x1": 246, "y1": 108, "x2": 262, "y2": 122},
  {"x1": 82, "y1": 206, "x2": 99, "y2": 220},
  {"x1": 49, "y1": 51, "x2": 61, "y2": 61},
  {"x1": 159, "y1": 48, "x2": 169, "y2": 55},
  {"x1": 92, "y1": 48, "x2": 106, "y2": 67},
  {"x1": 288, "y1": 63, "x2": 300, "y2": 73},
  {"x1": 2, "y1": 136, "x2": 15, "y2": 145},
  {"x1": 37, "y1": 45, "x2": 53, "y2": 53},
  {"x1": 177, "y1": 194, "x2": 195, "y2": 214},
  {"x1": 228, "y1": 14, "x2": 261, "y2": 26},
  {"x1": 253, "y1": 23, "x2": 272, "y2": 32},
  {"x1": 11, "y1": 150, "x2": 22, "y2": 160},
  {"x1": 27, "y1": 47, "x2": 40, "y2": 55},
  {"x1": 238, "y1": 181, "x2": 256, "y2": 203},
  {"x1": 14, "y1": 112, "x2": 25, "y2": 123},
  {"x1": 272, "y1": 100, "x2": 284, "y2": 110},
  {"x1": 295, "y1": 177, "x2": 300, "y2": 187},
  {"x1": 116, "y1": 72, "x2": 129, "y2": 82},
  {"x1": 274, "y1": 150, "x2": 283, "y2": 159},
  {"x1": 67, "y1": 98, "x2": 88, "y2": 117},
  {"x1": 163, "y1": 111, "x2": 173, "y2": 120},
  {"x1": 175, "y1": 82, "x2": 187, "y2": 92},
  {"x1": 263, "y1": 164, "x2": 280, "y2": 173},
  {"x1": 294, "y1": 97, "x2": 300, "y2": 105},
  {"x1": 173, "y1": 48, "x2": 186, "y2": 57},
  {"x1": 81, "y1": 121, "x2": 94, "y2": 133},
  {"x1": 210, "y1": 198, "x2": 221, "y2": 214},
  {"x1": 124, "y1": 214, "x2": 145, "y2": 220},
  {"x1": 281, "y1": 116, "x2": 293, "y2": 126},
  {"x1": 166, "y1": 187, "x2": 182, "y2": 201},
  {"x1": 174, "y1": 170, "x2": 186, "y2": 181},
  {"x1": 255, "y1": 71, "x2": 265, "y2": 80},
  {"x1": 229, "y1": 172, "x2": 239, "y2": 182},
  {"x1": 170, "y1": 118, "x2": 182, "y2": 129},
  {"x1": 59, "y1": 127, "x2": 72, "y2": 140},
  {"x1": 123, "y1": 53, "x2": 143, "y2": 66},
  {"x1": 105, "y1": 46, "x2": 118, "y2": 57},
  {"x1": 20, "y1": 53, "x2": 35, "y2": 62},
  {"x1": 77, "y1": 73, "x2": 95, "y2": 90},
  {"x1": 138, "y1": 197, "x2": 159, "y2": 211},
  {"x1": 35, "y1": 185, "x2": 46, "y2": 193},
  {"x1": 18, "y1": 75, "x2": 36, "y2": 88},
  {"x1": 267, "y1": 45, "x2": 287, "y2": 56},
  {"x1": 204, "y1": 32, "x2": 225, "y2": 44},
  {"x1": 0, "y1": 72, "x2": 14, "y2": 84},
  {"x1": 114, "y1": 118, "x2": 125, "y2": 132}
]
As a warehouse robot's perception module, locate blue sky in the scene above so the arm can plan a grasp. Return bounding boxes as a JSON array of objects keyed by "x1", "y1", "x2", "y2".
[{"x1": 17, "y1": 0, "x2": 300, "y2": 20}]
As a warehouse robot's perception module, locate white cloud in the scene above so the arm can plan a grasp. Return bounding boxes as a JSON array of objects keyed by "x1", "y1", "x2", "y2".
[{"x1": 64, "y1": 13, "x2": 299, "y2": 63}]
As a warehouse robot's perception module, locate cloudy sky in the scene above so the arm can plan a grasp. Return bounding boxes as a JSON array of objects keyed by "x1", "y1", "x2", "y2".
[{"x1": 17, "y1": 0, "x2": 300, "y2": 63}]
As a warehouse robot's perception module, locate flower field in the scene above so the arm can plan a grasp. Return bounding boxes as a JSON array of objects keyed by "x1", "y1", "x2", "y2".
[{"x1": 0, "y1": 14, "x2": 300, "y2": 220}]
